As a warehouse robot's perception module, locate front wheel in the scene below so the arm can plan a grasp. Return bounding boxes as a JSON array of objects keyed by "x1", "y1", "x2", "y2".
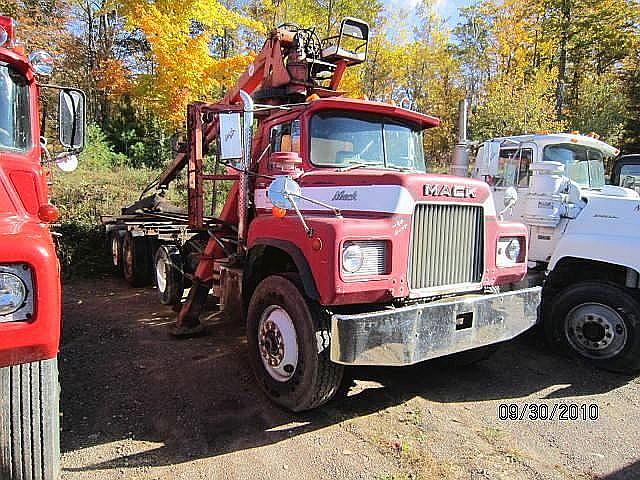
[
  {"x1": 247, "y1": 275, "x2": 343, "y2": 412},
  {"x1": 0, "y1": 358, "x2": 60, "y2": 480},
  {"x1": 545, "y1": 281, "x2": 640, "y2": 374}
]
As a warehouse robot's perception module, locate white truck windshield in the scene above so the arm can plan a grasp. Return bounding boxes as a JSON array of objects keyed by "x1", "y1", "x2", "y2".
[
  {"x1": 310, "y1": 112, "x2": 425, "y2": 171},
  {"x1": 0, "y1": 64, "x2": 31, "y2": 152},
  {"x1": 543, "y1": 144, "x2": 606, "y2": 189}
]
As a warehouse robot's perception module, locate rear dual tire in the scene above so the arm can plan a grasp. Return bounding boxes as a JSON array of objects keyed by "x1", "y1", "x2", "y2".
[
  {"x1": 154, "y1": 245, "x2": 184, "y2": 308},
  {"x1": 122, "y1": 232, "x2": 152, "y2": 287},
  {"x1": 0, "y1": 358, "x2": 60, "y2": 480}
]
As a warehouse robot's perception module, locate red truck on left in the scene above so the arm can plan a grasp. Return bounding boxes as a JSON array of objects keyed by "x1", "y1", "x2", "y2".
[{"x1": 0, "y1": 16, "x2": 85, "y2": 480}]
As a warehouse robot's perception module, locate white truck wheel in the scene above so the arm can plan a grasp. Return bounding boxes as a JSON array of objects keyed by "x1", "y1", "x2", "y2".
[
  {"x1": 546, "y1": 281, "x2": 640, "y2": 374},
  {"x1": 154, "y1": 245, "x2": 184, "y2": 307},
  {"x1": 247, "y1": 275, "x2": 343, "y2": 411},
  {"x1": 0, "y1": 358, "x2": 60, "y2": 480}
]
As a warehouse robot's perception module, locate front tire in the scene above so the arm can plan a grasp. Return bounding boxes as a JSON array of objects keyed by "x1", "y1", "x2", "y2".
[
  {"x1": 545, "y1": 281, "x2": 640, "y2": 374},
  {"x1": 247, "y1": 275, "x2": 343, "y2": 412},
  {"x1": 0, "y1": 358, "x2": 60, "y2": 480}
]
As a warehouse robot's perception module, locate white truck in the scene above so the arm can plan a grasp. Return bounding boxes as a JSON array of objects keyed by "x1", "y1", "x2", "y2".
[{"x1": 469, "y1": 133, "x2": 640, "y2": 373}]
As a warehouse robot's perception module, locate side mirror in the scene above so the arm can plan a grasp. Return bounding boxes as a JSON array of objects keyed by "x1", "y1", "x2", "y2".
[
  {"x1": 55, "y1": 152, "x2": 78, "y2": 172},
  {"x1": 59, "y1": 89, "x2": 86, "y2": 151},
  {"x1": 219, "y1": 112, "x2": 243, "y2": 162},
  {"x1": 476, "y1": 140, "x2": 501, "y2": 177},
  {"x1": 503, "y1": 186, "x2": 518, "y2": 209},
  {"x1": 498, "y1": 186, "x2": 518, "y2": 220},
  {"x1": 267, "y1": 175, "x2": 302, "y2": 210}
]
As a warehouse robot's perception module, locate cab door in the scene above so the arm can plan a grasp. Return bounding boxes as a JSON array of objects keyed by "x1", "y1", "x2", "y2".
[{"x1": 490, "y1": 143, "x2": 536, "y2": 222}]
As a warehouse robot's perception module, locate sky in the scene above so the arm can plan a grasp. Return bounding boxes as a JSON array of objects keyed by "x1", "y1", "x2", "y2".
[{"x1": 383, "y1": 0, "x2": 473, "y2": 28}]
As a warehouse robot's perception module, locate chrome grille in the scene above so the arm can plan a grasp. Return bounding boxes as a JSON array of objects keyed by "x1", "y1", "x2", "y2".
[
  {"x1": 343, "y1": 241, "x2": 387, "y2": 276},
  {"x1": 409, "y1": 204, "x2": 484, "y2": 290}
]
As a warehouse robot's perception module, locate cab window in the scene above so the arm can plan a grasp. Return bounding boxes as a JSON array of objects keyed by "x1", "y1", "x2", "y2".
[
  {"x1": 494, "y1": 148, "x2": 533, "y2": 188},
  {"x1": 270, "y1": 120, "x2": 300, "y2": 154},
  {"x1": 0, "y1": 64, "x2": 31, "y2": 152}
]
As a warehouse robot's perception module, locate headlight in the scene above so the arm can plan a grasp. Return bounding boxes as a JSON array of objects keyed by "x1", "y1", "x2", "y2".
[
  {"x1": 0, "y1": 272, "x2": 26, "y2": 315},
  {"x1": 0, "y1": 264, "x2": 34, "y2": 322},
  {"x1": 342, "y1": 243, "x2": 364, "y2": 273},
  {"x1": 341, "y1": 241, "x2": 388, "y2": 276},
  {"x1": 496, "y1": 237, "x2": 524, "y2": 267}
]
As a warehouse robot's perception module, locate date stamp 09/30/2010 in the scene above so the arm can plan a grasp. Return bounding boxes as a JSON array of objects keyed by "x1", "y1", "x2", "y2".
[{"x1": 497, "y1": 403, "x2": 600, "y2": 421}]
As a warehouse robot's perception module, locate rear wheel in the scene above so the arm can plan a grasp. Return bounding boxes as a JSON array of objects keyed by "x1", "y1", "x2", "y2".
[
  {"x1": 0, "y1": 358, "x2": 60, "y2": 480},
  {"x1": 247, "y1": 275, "x2": 343, "y2": 411},
  {"x1": 545, "y1": 281, "x2": 640, "y2": 373},
  {"x1": 122, "y1": 232, "x2": 152, "y2": 287},
  {"x1": 110, "y1": 232, "x2": 123, "y2": 271},
  {"x1": 154, "y1": 245, "x2": 184, "y2": 307}
]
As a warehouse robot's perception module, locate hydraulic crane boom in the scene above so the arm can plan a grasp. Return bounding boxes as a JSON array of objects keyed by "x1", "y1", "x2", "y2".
[{"x1": 157, "y1": 18, "x2": 370, "y2": 188}]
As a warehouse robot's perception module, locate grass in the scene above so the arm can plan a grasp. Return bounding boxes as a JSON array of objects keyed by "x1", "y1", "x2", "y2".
[{"x1": 50, "y1": 165, "x2": 164, "y2": 277}]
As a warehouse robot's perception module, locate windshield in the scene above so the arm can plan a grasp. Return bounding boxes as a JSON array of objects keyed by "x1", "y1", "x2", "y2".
[
  {"x1": 310, "y1": 112, "x2": 425, "y2": 171},
  {"x1": 543, "y1": 143, "x2": 606, "y2": 189},
  {"x1": 0, "y1": 64, "x2": 31, "y2": 152}
]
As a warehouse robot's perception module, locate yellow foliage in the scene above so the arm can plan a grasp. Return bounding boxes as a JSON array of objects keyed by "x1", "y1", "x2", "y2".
[
  {"x1": 111, "y1": 0, "x2": 264, "y2": 126},
  {"x1": 95, "y1": 58, "x2": 131, "y2": 100}
]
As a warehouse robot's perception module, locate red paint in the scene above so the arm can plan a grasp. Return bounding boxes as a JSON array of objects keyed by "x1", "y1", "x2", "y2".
[
  {"x1": 0, "y1": 34, "x2": 60, "y2": 368},
  {"x1": 243, "y1": 101, "x2": 528, "y2": 307},
  {"x1": 38, "y1": 204, "x2": 60, "y2": 223}
]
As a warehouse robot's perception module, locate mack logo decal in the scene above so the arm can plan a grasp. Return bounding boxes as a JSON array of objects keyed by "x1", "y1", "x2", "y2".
[
  {"x1": 332, "y1": 190, "x2": 358, "y2": 201},
  {"x1": 423, "y1": 184, "x2": 477, "y2": 198}
]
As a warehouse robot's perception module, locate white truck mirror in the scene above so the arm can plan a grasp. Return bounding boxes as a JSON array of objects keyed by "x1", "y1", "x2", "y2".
[
  {"x1": 219, "y1": 112, "x2": 243, "y2": 161},
  {"x1": 475, "y1": 140, "x2": 502, "y2": 177}
]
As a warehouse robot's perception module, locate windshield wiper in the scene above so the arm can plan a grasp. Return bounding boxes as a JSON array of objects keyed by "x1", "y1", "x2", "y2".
[
  {"x1": 339, "y1": 161, "x2": 418, "y2": 173},
  {"x1": 339, "y1": 161, "x2": 384, "y2": 171}
]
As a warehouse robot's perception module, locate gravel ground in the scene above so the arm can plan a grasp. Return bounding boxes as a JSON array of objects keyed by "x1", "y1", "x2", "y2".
[{"x1": 59, "y1": 277, "x2": 640, "y2": 480}]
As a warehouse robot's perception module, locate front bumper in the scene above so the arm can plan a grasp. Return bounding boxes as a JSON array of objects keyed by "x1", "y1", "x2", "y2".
[{"x1": 330, "y1": 286, "x2": 541, "y2": 366}]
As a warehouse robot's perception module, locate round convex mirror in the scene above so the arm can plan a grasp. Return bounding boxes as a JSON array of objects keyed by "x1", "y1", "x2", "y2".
[
  {"x1": 267, "y1": 176, "x2": 301, "y2": 210},
  {"x1": 28, "y1": 50, "x2": 54, "y2": 76},
  {"x1": 503, "y1": 186, "x2": 518, "y2": 208},
  {"x1": 56, "y1": 153, "x2": 78, "y2": 173}
]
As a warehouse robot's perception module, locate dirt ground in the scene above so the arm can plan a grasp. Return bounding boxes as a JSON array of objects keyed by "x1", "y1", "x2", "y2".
[{"x1": 59, "y1": 276, "x2": 640, "y2": 480}]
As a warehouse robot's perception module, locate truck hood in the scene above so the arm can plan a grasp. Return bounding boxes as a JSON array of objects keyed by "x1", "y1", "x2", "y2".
[
  {"x1": 289, "y1": 169, "x2": 495, "y2": 216},
  {"x1": 572, "y1": 193, "x2": 640, "y2": 237},
  {"x1": 583, "y1": 185, "x2": 640, "y2": 199}
]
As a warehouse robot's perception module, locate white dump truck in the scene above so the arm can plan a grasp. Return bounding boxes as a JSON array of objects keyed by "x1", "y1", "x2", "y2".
[{"x1": 467, "y1": 132, "x2": 640, "y2": 373}]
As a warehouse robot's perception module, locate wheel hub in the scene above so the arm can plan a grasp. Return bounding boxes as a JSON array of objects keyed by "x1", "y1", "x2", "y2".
[
  {"x1": 565, "y1": 303, "x2": 627, "y2": 359},
  {"x1": 258, "y1": 306, "x2": 298, "y2": 382}
]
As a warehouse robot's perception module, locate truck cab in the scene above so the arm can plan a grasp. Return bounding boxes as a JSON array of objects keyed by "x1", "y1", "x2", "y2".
[
  {"x1": 473, "y1": 133, "x2": 640, "y2": 373},
  {"x1": 0, "y1": 15, "x2": 85, "y2": 480},
  {"x1": 611, "y1": 154, "x2": 640, "y2": 194},
  {"x1": 104, "y1": 19, "x2": 541, "y2": 413}
]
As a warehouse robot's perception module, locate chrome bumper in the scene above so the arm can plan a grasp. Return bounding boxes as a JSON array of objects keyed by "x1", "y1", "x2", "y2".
[{"x1": 330, "y1": 286, "x2": 541, "y2": 366}]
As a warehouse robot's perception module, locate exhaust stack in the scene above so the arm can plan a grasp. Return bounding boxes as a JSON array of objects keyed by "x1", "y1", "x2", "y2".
[{"x1": 450, "y1": 98, "x2": 470, "y2": 177}]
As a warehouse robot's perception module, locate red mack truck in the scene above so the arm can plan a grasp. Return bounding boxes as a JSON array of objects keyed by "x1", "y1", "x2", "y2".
[
  {"x1": 0, "y1": 15, "x2": 86, "y2": 480},
  {"x1": 103, "y1": 18, "x2": 541, "y2": 412}
]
